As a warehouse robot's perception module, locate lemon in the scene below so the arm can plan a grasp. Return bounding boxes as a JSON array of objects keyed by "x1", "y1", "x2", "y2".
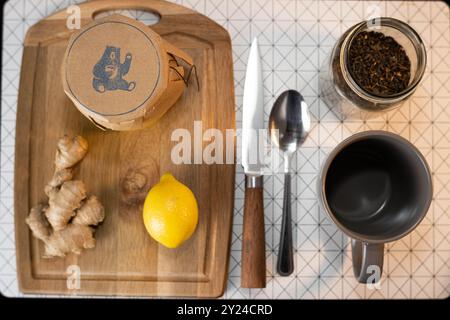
[{"x1": 143, "y1": 173, "x2": 198, "y2": 248}]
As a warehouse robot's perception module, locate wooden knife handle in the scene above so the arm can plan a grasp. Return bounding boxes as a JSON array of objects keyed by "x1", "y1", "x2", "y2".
[{"x1": 241, "y1": 177, "x2": 266, "y2": 288}]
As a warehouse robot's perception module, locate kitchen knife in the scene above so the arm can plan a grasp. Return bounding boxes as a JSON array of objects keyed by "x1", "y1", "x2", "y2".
[{"x1": 241, "y1": 38, "x2": 266, "y2": 288}]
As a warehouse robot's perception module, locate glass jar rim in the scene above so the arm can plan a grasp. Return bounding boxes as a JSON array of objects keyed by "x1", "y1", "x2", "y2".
[{"x1": 339, "y1": 17, "x2": 427, "y2": 104}]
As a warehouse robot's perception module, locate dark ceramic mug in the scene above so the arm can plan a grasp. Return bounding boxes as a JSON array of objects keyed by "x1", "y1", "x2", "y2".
[{"x1": 318, "y1": 131, "x2": 433, "y2": 283}]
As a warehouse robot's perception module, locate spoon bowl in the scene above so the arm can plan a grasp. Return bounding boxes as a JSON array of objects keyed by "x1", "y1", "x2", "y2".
[{"x1": 269, "y1": 90, "x2": 310, "y2": 155}]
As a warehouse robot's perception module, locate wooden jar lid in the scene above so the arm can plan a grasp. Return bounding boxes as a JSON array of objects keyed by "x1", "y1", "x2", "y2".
[{"x1": 62, "y1": 14, "x2": 188, "y2": 130}]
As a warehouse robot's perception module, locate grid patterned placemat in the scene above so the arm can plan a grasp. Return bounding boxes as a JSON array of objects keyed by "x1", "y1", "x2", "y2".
[{"x1": 1, "y1": 0, "x2": 450, "y2": 299}]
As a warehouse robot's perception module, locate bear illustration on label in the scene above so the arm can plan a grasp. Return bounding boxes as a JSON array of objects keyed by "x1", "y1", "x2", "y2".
[{"x1": 92, "y1": 46, "x2": 136, "y2": 93}]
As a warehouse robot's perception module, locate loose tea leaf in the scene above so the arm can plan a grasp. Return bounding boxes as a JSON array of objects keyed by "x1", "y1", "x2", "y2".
[{"x1": 348, "y1": 31, "x2": 411, "y2": 96}]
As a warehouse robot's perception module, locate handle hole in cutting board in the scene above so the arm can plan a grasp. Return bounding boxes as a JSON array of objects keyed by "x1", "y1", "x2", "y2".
[{"x1": 94, "y1": 9, "x2": 160, "y2": 25}]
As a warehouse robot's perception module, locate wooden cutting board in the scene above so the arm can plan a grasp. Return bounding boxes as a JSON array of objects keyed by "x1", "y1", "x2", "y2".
[{"x1": 14, "y1": 0, "x2": 235, "y2": 297}]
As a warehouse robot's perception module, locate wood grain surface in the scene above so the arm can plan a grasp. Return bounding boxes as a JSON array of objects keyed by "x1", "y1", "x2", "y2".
[
  {"x1": 14, "y1": 0, "x2": 235, "y2": 298},
  {"x1": 241, "y1": 186, "x2": 266, "y2": 288}
]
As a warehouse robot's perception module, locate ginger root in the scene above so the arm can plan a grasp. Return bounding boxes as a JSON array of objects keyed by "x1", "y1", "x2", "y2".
[
  {"x1": 26, "y1": 135, "x2": 105, "y2": 258},
  {"x1": 73, "y1": 196, "x2": 105, "y2": 226},
  {"x1": 45, "y1": 180, "x2": 87, "y2": 231},
  {"x1": 55, "y1": 135, "x2": 88, "y2": 170},
  {"x1": 44, "y1": 135, "x2": 88, "y2": 196},
  {"x1": 46, "y1": 168, "x2": 73, "y2": 192},
  {"x1": 44, "y1": 224, "x2": 96, "y2": 258},
  {"x1": 26, "y1": 204, "x2": 51, "y2": 242}
]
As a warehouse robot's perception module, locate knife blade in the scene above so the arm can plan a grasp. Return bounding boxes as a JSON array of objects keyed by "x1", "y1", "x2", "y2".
[{"x1": 241, "y1": 38, "x2": 266, "y2": 288}]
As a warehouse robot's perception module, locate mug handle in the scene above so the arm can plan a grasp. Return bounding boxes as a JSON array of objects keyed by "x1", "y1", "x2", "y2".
[{"x1": 351, "y1": 240, "x2": 384, "y2": 284}]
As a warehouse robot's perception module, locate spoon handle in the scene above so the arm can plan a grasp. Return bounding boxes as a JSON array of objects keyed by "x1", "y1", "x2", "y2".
[{"x1": 277, "y1": 172, "x2": 294, "y2": 276}]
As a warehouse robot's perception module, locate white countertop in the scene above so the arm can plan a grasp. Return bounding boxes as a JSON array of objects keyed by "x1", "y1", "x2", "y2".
[{"x1": 1, "y1": 0, "x2": 449, "y2": 299}]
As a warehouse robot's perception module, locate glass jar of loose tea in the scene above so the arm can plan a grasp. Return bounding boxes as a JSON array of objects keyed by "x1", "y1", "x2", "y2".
[{"x1": 319, "y1": 17, "x2": 427, "y2": 119}]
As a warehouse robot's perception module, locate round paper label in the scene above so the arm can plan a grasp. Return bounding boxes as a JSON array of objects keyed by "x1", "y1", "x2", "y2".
[{"x1": 65, "y1": 20, "x2": 162, "y2": 117}]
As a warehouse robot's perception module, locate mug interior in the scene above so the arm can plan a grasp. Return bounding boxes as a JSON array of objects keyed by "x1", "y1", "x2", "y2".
[{"x1": 324, "y1": 133, "x2": 432, "y2": 242}]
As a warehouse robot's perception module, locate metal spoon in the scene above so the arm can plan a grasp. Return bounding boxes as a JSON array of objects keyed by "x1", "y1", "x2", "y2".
[{"x1": 269, "y1": 90, "x2": 310, "y2": 276}]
